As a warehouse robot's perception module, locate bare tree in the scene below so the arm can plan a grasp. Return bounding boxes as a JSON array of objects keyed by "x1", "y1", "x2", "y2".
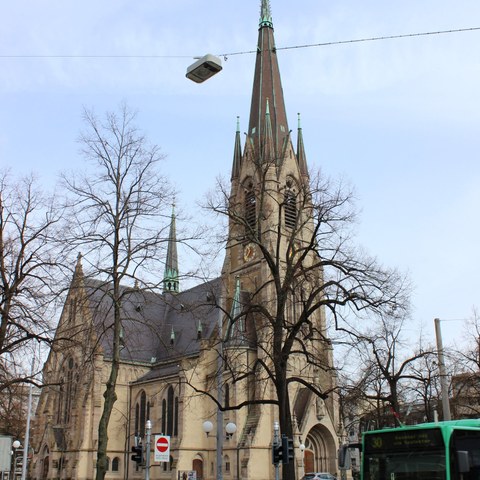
[
  {"x1": 450, "y1": 308, "x2": 480, "y2": 418},
  {"x1": 341, "y1": 314, "x2": 435, "y2": 428},
  {"x1": 62, "y1": 105, "x2": 174, "y2": 480},
  {"x1": 198, "y1": 168, "x2": 410, "y2": 480},
  {"x1": 0, "y1": 170, "x2": 66, "y2": 390}
]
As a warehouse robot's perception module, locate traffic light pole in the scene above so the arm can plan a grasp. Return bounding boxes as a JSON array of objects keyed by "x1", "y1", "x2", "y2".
[{"x1": 145, "y1": 420, "x2": 152, "y2": 480}]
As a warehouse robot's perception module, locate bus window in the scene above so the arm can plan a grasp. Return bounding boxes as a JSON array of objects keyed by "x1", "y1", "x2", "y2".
[{"x1": 450, "y1": 430, "x2": 480, "y2": 480}]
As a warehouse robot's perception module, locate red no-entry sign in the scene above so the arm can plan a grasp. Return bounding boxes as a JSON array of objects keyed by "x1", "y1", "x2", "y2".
[{"x1": 154, "y1": 435, "x2": 170, "y2": 462}]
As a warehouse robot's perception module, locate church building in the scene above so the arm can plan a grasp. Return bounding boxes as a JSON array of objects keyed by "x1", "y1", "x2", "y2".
[{"x1": 30, "y1": 2, "x2": 339, "y2": 480}]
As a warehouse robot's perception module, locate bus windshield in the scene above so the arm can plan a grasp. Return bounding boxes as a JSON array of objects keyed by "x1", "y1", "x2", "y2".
[
  {"x1": 363, "y1": 428, "x2": 446, "y2": 480},
  {"x1": 364, "y1": 449, "x2": 446, "y2": 480}
]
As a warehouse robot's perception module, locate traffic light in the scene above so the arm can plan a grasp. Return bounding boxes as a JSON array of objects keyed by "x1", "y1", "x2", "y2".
[
  {"x1": 272, "y1": 442, "x2": 283, "y2": 464},
  {"x1": 284, "y1": 436, "x2": 294, "y2": 464},
  {"x1": 131, "y1": 445, "x2": 143, "y2": 465}
]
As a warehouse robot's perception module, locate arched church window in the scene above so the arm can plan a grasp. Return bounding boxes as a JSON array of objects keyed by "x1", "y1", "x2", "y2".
[
  {"x1": 160, "y1": 385, "x2": 179, "y2": 437},
  {"x1": 162, "y1": 399, "x2": 166, "y2": 434},
  {"x1": 140, "y1": 391, "x2": 146, "y2": 437},
  {"x1": 167, "y1": 386, "x2": 174, "y2": 436},
  {"x1": 58, "y1": 356, "x2": 76, "y2": 424},
  {"x1": 225, "y1": 383, "x2": 230, "y2": 408},
  {"x1": 135, "y1": 403, "x2": 139, "y2": 434},
  {"x1": 135, "y1": 391, "x2": 148, "y2": 438},
  {"x1": 112, "y1": 457, "x2": 120, "y2": 472}
]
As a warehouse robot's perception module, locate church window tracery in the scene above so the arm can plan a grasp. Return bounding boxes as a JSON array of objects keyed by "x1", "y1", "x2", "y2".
[
  {"x1": 160, "y1": 385, "x2": 179, "y2": 436},
  {"x1": 57, "y1": 356, "x2": 77, "y2": 424}
]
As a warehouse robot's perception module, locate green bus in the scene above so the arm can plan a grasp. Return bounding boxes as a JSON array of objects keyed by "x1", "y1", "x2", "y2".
[{"x1": 340, "y1": 419, "x2": 480, "y2": 480}]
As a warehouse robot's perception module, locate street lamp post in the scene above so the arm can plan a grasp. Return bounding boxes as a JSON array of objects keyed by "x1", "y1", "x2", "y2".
[
  {"x1": 145, "y1": 420, "x2": 152, "y2": 480},
  {"x1": 273, "y1": 422, "x2": 280, "y2": 480},
  {"x1": 202, "y1": 421, "x2": 237, "y2": 480},
  {"x1": 12, "y1": 441, "x2": 21, "y2": 479}
]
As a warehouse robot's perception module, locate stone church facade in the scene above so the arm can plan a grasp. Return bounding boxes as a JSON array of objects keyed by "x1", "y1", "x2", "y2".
[{"x1": 30, "y1": 2, "x2": 339, "y2": 480}]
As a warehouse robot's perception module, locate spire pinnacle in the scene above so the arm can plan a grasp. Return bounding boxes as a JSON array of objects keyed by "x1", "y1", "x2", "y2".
[
  {"x1": 225, "y1": 276, "x2": 246, "y2": 343},
  {"x1": 296, "y1": 112, "x2": 308, "y2": 177},
  {"x1": 163, "y1": 202, "x2": 179, "y2": 293},
  {"x1": 231, "y1": 117, "x2": 243, "y2": 180},
  {"x1": 259, "y1": 0, "x2": 273, "y2": 27}
]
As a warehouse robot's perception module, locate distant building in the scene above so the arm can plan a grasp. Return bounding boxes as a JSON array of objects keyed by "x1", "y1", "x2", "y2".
[{"x1": 30, "y1": 2, "x2": 339, "y2": 480}]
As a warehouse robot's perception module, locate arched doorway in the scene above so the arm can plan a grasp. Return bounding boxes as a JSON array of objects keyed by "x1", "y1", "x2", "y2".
[
  {"x1": 303, "y1": 424, "x2": 337, "y2": 474},
  {"x1": 192, "y1": 457, "x2": 203, "y2": 480}
]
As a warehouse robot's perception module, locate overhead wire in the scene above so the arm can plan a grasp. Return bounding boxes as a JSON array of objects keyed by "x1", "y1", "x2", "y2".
[
  {"x1": 218, "y1": 26, "x2": 480, "y2": 58},
  {"x1": 0, "y1": 26, "x2": 478, "y2": 59}
]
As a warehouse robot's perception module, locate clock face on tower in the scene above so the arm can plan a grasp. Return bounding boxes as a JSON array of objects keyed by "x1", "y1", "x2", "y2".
[{"x1": 243, "y1": 243, "x2": 256, "y2": 262}]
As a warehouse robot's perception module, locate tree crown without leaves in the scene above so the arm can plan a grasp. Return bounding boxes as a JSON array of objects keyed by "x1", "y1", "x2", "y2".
[
  {"x1": 0, "y1": 170, "x2": 68, "y2": 391},
  {"x1": 61, "y1": 105, "x2": 175, "y2": 480}
]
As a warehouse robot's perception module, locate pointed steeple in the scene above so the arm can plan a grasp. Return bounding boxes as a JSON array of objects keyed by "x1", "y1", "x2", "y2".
[
  {"x1": 71, "y1": 251, "x2": 85, "y2": 289},
  {"x1": 231, "y1": 117, "x2": 243, "y2": 180},
  {"x1": 163, "y1": 203, "x2": 179, "y2": 293},
  {"x1": 296, "y1": 113, "x2": 308, "y2": 177},
  {"x1": 248, "y1": 0, "x2": 289, "y2": 160}
]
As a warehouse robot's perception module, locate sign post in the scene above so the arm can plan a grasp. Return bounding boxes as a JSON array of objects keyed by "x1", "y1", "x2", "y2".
[{"x1": 154, "y1": 435, "x2": 170, "y2": 463}]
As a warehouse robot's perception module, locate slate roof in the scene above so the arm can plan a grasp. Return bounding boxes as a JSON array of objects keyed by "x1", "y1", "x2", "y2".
[{"x1": 83, "y1": 277, "x2": 223, "y2": 367}]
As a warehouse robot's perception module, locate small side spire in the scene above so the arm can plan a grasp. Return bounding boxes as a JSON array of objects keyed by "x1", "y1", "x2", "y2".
[
  {"x1": 231, "y1": 116, "x2": 243, "y2": 180},
  {"x1": 163, "y1": 202, "x2": 179, "y2": 294},
  {"x1": 296, "y1": 113, "x2": 309, "y2": 177},
  {"x1": 262, "y1": 98, "x2": 275, "y2": 163},
  {"x1": 225, "y1": 276, "x2": 246, "y2": 344}
]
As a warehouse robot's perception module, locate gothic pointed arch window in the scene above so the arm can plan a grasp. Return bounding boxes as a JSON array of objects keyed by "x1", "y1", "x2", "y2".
[
  {"x1": 160, "y1": 385, "x2": 179, "y2": 437},
  {"x1": 284, "y1": 178, "x2": 298, "y2": 229},
  {"x1": 135, "y1": 390, "x2": 148, "y2": 437},
  {"x1": 57, "y1": 356, "x2": 77, "y2": 424}
]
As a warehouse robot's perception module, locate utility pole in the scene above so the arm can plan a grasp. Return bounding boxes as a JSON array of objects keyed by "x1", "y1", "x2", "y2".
[
  {"x1": 145, "y1": 420, "x2": 152, "y2": 480},
  {"x1": 434, "y1": 318, "x2": 451, "y2": 420},
  {"x1": 216, "y1": 300, "x2": 224, "y2": 480},
  {"x1": 21, "y1": 357, "x2": 35, "y2": 480}
]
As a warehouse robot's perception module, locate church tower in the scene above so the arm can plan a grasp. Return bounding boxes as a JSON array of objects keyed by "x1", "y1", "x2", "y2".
[{"x1": 221, "y1": 1, "x2": 338, "y2": 479}]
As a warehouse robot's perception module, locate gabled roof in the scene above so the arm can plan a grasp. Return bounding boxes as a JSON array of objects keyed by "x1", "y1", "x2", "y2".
[{"x1": 83, "y1": 277, "x2": 223, "y2": 366}]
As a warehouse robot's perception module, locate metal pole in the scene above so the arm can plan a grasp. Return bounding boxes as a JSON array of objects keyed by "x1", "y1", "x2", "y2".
[
  {"x1": 21, "y1": 357, "x2": 35, "y2": 480},
  {"x1": 217, "y1": 300, "x2": 224, "y2": 480},
  {"x1": 434, "y1": 318, "x2": 451, "y2": 420},
  {"x1": 273, "y1": 421, "x2": 280, "y2": 480},
  {"x1": 145, "y1": 420, "x2": 152, "y2": 480}
]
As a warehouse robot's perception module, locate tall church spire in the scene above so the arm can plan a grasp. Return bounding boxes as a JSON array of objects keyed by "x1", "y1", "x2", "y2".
[
  {"x1": 163, "y1": 203, "x2": 179, "y2": 294},
  {"x1": 248, "y1": 0, "x2": 289, "y2": 160}
]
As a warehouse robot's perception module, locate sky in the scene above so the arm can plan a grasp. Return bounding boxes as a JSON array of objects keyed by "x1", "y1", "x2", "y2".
[{"x1": 1, "y1": 0, "x2": 479, "y2": 348}]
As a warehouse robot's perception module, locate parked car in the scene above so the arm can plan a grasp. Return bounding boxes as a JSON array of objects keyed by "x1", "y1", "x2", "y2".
[{"x1": 302, "y1": 473, "x2": 337, "y2": 480}]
